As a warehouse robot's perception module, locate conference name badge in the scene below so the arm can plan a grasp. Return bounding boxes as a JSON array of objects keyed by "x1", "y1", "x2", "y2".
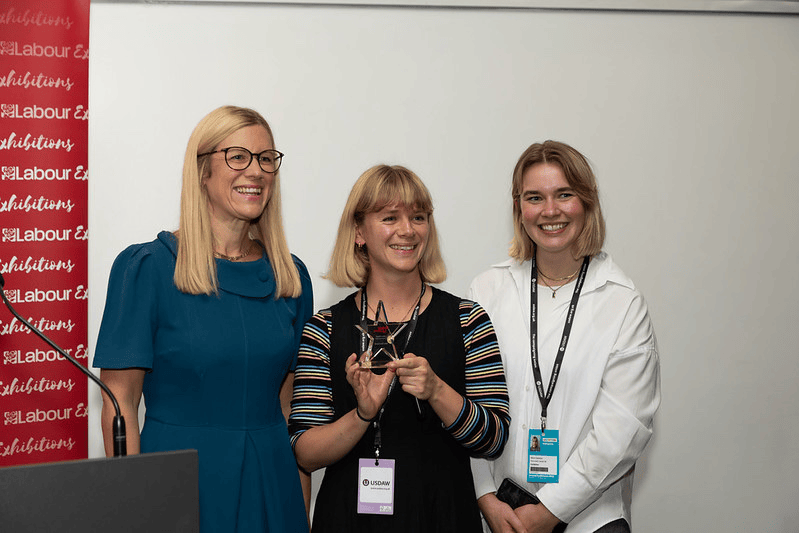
[
  {"x1": 527, "y1": 429, "x2": 559, "y2": 483},
  {"x1": 357, "y1": 458, "x2": 395, "y2": 515}
]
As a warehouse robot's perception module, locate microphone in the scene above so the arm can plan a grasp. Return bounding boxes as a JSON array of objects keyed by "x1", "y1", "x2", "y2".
[{"x1": 0, "y1": 272, "x2": 127, "y2": 457}]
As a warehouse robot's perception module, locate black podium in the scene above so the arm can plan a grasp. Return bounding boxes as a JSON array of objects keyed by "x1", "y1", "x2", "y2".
[{"x1": 0, "y1": 449, "x2": 199, "y2": 532}]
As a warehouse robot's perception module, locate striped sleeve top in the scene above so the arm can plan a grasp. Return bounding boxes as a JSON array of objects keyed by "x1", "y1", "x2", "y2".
[{"x1": 288, "y1": 299, "x2": 510, "y2": 459}]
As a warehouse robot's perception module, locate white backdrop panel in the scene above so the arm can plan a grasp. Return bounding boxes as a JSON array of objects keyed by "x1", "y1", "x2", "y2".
[{"x1": 87, "y1": 4, "x2": 799, "y2": 531}]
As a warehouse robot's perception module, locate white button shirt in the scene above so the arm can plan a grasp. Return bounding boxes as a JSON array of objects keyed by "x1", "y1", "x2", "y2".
[{"x1": 468, "y1": 252, "x2": 660, "y2": 532}]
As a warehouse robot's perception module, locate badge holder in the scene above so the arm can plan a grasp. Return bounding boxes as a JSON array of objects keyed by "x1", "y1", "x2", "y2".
[
  {"x1": 527, "y1": 429, "x2": 559, "y2": 483},
  {"x1": 358, "y1": 458, "x2": 396, "y2": 515}
]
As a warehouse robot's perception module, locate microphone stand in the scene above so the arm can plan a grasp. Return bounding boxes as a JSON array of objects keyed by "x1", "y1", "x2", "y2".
[{"x1": 0, "y1": 273, "x2": 126, "y2": 457}]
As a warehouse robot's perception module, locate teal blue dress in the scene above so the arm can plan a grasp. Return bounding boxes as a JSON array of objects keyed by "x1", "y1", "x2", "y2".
[{"x1": 94, "y1": 231, "x2": 312, "y2": 532}]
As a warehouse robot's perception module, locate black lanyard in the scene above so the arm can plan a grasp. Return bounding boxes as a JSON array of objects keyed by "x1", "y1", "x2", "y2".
[
  {"x1": 359, "y1": 283, "x2": 425, "y2": 463},
  {"x1": 530, "y1": 254, "x2": 589, "y2": 434}
]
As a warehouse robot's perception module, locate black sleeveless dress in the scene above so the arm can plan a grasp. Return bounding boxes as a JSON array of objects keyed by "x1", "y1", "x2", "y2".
[{"x1": 311, "y1": 288, "x2": 482, "y2": 533}]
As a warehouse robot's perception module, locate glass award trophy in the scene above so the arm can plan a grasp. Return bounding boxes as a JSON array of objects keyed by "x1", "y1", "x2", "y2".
[{"x1": 356, "y1": 301, "x2": 406, "y2": 369}]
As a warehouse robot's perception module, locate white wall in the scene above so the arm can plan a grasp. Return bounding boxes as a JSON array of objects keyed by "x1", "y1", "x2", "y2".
[{"x1": 87, "y1": 3, "x2": 799, "y2": 531}]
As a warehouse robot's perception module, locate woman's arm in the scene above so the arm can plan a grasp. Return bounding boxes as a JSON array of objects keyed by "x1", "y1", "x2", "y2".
[
  {"x1": 390, "y1": 353, "x2": 464, "y2": 426},
  {"x1": 289, "y1": 312, "x2": 394, "y2": 472},
  {"x1": 534, "y1": 293, "x2": 661, "y2": 524},
  {"x1": 391, "y1": 301, "x2": 510, "y2": 457},
  {"x1": 94, "y1": 243, "x2": 160, "y2": 458},
  {"x1": 293, "y1": 353, "x2": 393, "y2": 471},
  {"x1": 99, "y1": 368, "x2": 145, "y2": 456},
  {"x1": 280, "y1": 372, "x2": 312, "y2": 519}
]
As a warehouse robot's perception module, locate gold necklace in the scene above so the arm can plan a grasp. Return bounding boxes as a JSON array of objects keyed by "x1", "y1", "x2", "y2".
[
  {"x1": 537, "y1": 265, "x2": 581, "y2": 282},
  {"x1": 539, "y1": 271, "x2": 578, "y2": 299},
  {"x1": 213, "y1": 241, "x2": 252, "y2": 261}
]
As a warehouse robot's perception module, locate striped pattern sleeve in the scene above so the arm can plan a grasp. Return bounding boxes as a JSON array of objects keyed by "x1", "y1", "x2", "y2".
[
  {"x1": 444, "y1": 300, "x2": 511, "y2": 458},
  {"x1": 288, "y1": 309, "x2": 335, "y2": 449}
]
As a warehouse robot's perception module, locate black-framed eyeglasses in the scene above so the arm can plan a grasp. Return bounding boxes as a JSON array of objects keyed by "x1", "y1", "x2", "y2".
[{"x1": 198, "y1": 146, "x2": 284, "y2": 173}]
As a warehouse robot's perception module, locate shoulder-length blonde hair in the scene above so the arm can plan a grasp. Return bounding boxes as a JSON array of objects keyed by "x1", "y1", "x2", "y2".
[
  {"x1": 174, "y1": 105, "x2": 302, "y2": 297},
  {"x1": 509, "y1": 140, "x2": 605, "y2": 261},
  {"x1": 326, "y1": 164, "x2": 446, "y2": 288}
]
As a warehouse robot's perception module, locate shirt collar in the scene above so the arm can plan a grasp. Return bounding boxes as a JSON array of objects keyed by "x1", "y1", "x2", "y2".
[{"x1": 495, "y1": 251, "x2": 635, "y2": 297}]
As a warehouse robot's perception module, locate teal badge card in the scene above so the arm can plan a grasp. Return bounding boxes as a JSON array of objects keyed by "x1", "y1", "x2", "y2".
[{"x1": 527, "y1": 429, "x2": 559, "y2": 483}]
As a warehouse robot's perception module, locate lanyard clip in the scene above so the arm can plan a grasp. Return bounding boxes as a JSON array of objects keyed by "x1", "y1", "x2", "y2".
[{"x1": 541, "y1": 416, "x2": 547, "y2": 435}]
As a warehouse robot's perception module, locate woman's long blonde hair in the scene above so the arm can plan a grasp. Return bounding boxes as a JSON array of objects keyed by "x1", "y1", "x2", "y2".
[{"x1": 174, "y1": 105, "x2": 301, "y2": 297}]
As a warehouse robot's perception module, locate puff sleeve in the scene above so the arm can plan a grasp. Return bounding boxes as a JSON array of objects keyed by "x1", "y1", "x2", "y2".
[{"x1": 93, "y1": 244, "x2": 162, "y2": 370}]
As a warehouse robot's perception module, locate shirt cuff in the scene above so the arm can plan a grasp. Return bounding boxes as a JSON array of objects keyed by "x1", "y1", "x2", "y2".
[
  {"x1": 470, "y1": 457, "x2": 498, "y2": 499},
  {"x1": 535, "y1": 463, "x2": 598, "y2": 523}
]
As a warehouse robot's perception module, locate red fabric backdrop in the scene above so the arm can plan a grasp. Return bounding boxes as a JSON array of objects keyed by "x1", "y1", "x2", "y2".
[{"x1": 1, "y1": 0, "x2": 90, "y2": 466}]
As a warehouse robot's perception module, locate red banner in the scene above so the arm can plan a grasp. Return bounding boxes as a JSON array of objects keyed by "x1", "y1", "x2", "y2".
[{"x1": 0, "y1": 0, "x2": 90, "y2": 466}]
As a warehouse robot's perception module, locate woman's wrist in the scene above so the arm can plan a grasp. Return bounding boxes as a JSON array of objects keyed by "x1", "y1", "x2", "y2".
[{"x1": 355, "y1": 406, "x2": 375, "y2": 423}]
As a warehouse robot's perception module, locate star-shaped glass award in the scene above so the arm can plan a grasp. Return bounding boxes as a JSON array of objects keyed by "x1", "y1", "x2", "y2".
[{"x1": 355, "y1": 301, "x2": 406, "y2": 369}]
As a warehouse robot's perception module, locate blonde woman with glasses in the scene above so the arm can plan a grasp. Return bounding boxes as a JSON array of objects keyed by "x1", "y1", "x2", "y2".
[{"x1": 94, "y1": 106, "x2": 312, "y2": 532}]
